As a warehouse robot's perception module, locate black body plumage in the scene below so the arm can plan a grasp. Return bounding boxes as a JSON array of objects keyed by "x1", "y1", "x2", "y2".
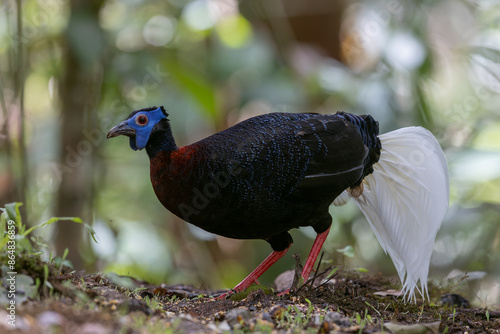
[
  {"x1": 145, "y1": 111, "x2": 381, "y2": 251},
  {"x1": 108, "y1": 105, "x2": 449, "y2": 299}
]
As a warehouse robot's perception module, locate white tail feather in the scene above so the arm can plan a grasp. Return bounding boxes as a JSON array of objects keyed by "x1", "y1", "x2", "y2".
[{"x1": 348, "y1": 127, "x2": 449, "y2": 301}]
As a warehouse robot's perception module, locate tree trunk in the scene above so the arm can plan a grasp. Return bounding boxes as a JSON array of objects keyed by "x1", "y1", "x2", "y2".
[
  {"x1": 0, "y1": 0, "x2": 27, "y2": 218},
  {"x1": 54, "y1": 0, "x2": 105, "y2": 269}
]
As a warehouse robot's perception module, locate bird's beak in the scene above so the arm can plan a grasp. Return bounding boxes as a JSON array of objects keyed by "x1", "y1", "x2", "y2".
[{"x1": 106, "y1": 121, "x2": 135, "y2": 139}]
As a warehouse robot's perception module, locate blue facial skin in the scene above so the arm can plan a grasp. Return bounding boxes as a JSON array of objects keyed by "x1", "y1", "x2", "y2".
[{"x1": 127, "y1": 107, "x2": 167, "y2": 151}]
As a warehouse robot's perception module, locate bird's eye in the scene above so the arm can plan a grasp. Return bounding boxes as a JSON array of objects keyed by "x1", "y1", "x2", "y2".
[{"x1": 136, "y1": 115, "x2": 148, "y2": 126}]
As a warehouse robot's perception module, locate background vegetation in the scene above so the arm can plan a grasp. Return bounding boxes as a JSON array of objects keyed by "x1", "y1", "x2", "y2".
[{"x1": 1, "y1": 0, "x2": 499, "y2": 307}]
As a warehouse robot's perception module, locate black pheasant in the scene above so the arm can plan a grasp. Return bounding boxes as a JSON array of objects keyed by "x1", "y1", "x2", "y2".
[{"x1": 107, "y1": 106, "x2": 449, "y2": 300}]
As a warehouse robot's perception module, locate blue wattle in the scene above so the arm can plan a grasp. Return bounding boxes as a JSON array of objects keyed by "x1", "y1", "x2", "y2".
[
  {"x1": 135, "y1": 133, "x2": 150, "y2": 150},
  {"x1": 129, "y1": 137, "x2": 139, "y2": 151}
]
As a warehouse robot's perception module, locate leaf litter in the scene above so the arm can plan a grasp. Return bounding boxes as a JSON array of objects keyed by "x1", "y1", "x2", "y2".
[{"x1": 1, "y1": 260, "x2": 499, "y2": 334}]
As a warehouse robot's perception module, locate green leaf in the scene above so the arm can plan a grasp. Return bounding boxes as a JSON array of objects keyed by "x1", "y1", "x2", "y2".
[
  {"x1": 16, "y1": 274, "x2": 39, "y2": 301},
  {"x1": 325, "y1": 266, "x2": 339, "y2": 280},
  {"x1": 22, "y1": 217, "x2": 97, "y2": 244},
  {"x1": 83, "y1": 223, "x2": 98, "y2": 243},
  {"x1": 62, "y1": 248, "x2": 69, "y2": 261},
  {"x1": 0, "y1": 274, "x2": 38, "y2": 306},
  {"x1": 336, "y1": 245, "x2": 355, "y2": 258},
  {"x1": 4, "y1": 202, "x2": 23, "y2": 228},
  {"x1": 105, "y1": 273, "x2": 137, "y2": 290},
  {"x1": 15, "y1": 234, "x2": 34, "y2": 254}
]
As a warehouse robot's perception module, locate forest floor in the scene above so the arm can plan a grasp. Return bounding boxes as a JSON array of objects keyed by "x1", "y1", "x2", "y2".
[{"x1": 1, "y1": 258, "x2": 500, "y2": 334}]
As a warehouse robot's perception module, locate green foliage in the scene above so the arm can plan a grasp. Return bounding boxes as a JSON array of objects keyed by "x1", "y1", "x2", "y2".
[
  {"x1": 51, "y1": 248, "x2": 72, "y2": 274},
  {"x1": 351, "y1": 308, "x2": 373, "y2": 333},
  {"x1": 0, "y1": 202, "x2": 96, "y2": 306},
  {"x1": 276, "y1": 298, "x2": 326, "y2": 332},
  {"x1": 0, "y1": 267, "x2": 38, "y2": 305},
  {"x1": 124, "y1": 313, "x2": 174, "y2": 334},
  {"x1": 1, "y1": 202, "x2": 97, "y2": 256},
  {"x1": 144, "y1": 295, "x2": 164, "y2": 311},
  {"x1": 336, "y1": 245, "x2": 355, "y2": 258},
  {"x1": 125, "y1": 286, "x2": 147, "y2": 298},
  {"x1": 104, "y1": 272, "x2": 137, "y2": 290},
  {"x1": 365, "y1": 300, "x2": 381, "y2": 317},
  {"x1": 324, "y1": 266, "x2": 340, "y2": 281}
]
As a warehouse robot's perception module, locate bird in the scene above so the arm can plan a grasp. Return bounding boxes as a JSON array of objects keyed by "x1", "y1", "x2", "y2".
[{"x1": 107, "y1": 106, "x2": 449, "y2": 301}]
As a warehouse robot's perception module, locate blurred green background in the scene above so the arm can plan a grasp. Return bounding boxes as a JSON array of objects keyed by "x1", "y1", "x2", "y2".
[{"x1": 1, "y1": 0, "x2": 499, "y2": 306}]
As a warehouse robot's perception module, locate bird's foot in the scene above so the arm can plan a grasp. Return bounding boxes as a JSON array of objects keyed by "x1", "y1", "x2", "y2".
[
  {"x1": 215, "y1": 280, "x2": 263, "y2": 300},
  {"x1": 277, "y1": 288, "x2": 290, "y2": 297},
  {"x1": 214, "y1": 288, "x2": 247, "y2": 300},
  {"x1": 218, "y1": 286, "x2": 291, "y2": 299},
  {"x1": 215, "y1": 291, "x2": 231, "y2": 300}
]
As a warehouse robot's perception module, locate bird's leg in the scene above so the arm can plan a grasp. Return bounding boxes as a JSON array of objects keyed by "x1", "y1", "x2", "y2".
[
  {"x1": 278, "y1": 226, "x2": 331, "y2": 296},
  {"x1": 216, "y1": 245, "x2": 290, "y2": 300},
  {"x1": 301, "y1": 226, "x2": 331, "y2": 280}
]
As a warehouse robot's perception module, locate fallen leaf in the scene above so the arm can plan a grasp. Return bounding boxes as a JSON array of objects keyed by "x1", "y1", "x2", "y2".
[
  {"x1": 374, "y1": 289, "x2": 402, "y2": 297},
  {"x1": 384, "y1": 321, "x2": 441, "y2": 334}
]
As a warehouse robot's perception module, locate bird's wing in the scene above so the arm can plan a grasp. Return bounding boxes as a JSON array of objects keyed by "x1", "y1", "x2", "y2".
[
  {"x1": 199, "y1": 114, "x2": 314, "y2": 202},
  {"x1": 201, "y1": 113, "x2": 368, "y2": 202},
  {"x1": 295, "y1": 117, "x2": 368, "y2": 191}
]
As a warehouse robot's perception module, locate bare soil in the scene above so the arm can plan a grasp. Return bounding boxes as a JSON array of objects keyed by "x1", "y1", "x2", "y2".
[{"x1": 2, "y1": 262, "x2": 500, "y2": 334}]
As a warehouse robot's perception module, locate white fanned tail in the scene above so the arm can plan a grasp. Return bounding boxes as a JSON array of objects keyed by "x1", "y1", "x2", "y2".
[{"x1": 335, "y1": 127, "x2": 449, "y2": 302}]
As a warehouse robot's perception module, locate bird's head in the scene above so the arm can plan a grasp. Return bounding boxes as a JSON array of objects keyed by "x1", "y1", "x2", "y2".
[{"x1": 106, "y1": 106, "x2": 169, "y2": 151}]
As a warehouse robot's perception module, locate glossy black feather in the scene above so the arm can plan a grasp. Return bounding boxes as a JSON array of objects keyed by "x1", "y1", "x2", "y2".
[{"x1": 145, "y1": 111, "x2": 381, "y2": 251}]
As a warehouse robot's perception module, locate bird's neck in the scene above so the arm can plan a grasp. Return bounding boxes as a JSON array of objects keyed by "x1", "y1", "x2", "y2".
[{"x1": 145, "y1": 126, "x2": 178, "y2": 159}]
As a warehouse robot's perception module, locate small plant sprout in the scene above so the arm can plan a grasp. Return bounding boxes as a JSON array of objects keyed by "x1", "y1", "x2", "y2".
[
  {"x1": 144, "y1": 296, "x2": 163, "y2": 310},
  {"x1": 365, "y1": 300, "x2": 381, "y2": 316}
]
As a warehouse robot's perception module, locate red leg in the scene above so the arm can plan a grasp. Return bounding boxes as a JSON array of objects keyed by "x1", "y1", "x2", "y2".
[
  {"x1": 217, "y1": 245, "x2": 290, "y2": 300},
  {"x1": 301, "y1": 226, "x2": 331, "y2": 280},
  {"x1": 278, "y1": 226, "x2": 331, "y2": 295}
]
